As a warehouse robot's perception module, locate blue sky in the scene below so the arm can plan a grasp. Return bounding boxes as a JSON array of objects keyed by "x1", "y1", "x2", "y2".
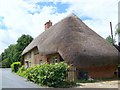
[
  {"x1": 0, "y1": 1, "x2": 92, "y2": 31},
  {"x1": 36, "y1": 2, "x2": 70, "y2": 13},
  {"x1": 0, "y1": 16, "x2": 8, "y2": 30},
  {"x1": 28, "y1": 2, "x2": 70, "y2": 15},
  {"x1": 28, "y1": 2, "x2": 92, "y2": 20},
  {"x1": 0, "y1": 0, "x2": 119, "y2": 54}
]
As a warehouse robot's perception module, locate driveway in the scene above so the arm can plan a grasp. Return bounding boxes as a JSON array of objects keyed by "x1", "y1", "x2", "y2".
[{"x1": 1, "y1": 68, "x2": 43, "y2": 88}]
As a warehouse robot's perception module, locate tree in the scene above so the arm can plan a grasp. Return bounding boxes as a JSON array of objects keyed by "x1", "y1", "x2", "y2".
[
  {"x1": 116, "y1": 28, "x2": 120, "y2": 34},
  {"x1": 0, "y1": 34, "x2": 33, "y2": 68},
  {"x1": 0, "y1": 44, "x2": 16, "y2": 67},
  {"x1": 16, "y1": 34, "x2": 33, "y2": 51},
  {"x1": 106, "y1": 35, "x2": 116, "y2": 44},
  {"x1": 0, "y1": 52, "x2": 4, "y2": 61},
  {"x1": 15, "y1": 34, "x2": 33, "y2": 62}
]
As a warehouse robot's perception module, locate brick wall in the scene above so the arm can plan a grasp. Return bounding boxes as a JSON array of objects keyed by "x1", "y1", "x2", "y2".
[{"x1": 86, "y1": 65, "x2": 117, "y2": 78}]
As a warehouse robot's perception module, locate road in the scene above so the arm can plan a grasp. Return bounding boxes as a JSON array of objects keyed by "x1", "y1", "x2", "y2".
[
  {"x1": 1, "y1": 68, "x2": 43, "y2": 88},
  {"x1": 0, "y1": 68, "x2": 119, "y2": 89}
]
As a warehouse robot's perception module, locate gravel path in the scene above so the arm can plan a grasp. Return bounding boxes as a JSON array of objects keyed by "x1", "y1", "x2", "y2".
[{"x1": 76, "y1": 80, "x2": 119, "y2": 88}]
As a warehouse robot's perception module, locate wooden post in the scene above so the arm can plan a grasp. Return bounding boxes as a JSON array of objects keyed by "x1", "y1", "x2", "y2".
[{"x1": 110, "y1": 22, "x2": 114, "y2": 45}]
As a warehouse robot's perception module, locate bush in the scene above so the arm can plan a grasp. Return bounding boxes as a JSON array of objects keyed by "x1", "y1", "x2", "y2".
[
  {"x1": 17, "y1": 62, "x2": 70, "y2": 87},
  {"x1": 17, "y1": 65, "x2": 26, "y2": 78},
  {"x1": 11, "y1": 62, "x2": 21, "y2": 72}
]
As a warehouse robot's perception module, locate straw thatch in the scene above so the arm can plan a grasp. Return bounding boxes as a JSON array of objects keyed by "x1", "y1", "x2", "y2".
[{"x1": 22, "y1": 13, "x2": 119, "y2": 68}]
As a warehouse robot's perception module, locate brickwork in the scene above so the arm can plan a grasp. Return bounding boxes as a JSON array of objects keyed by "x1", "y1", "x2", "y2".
[{"x1": 82, "y1": 65, "x2": 117, "y2": 79}]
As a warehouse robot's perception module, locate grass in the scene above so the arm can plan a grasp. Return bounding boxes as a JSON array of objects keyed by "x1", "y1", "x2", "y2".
[{"x1": 77, "y1": 79, "x2": 96, "y2": 83}]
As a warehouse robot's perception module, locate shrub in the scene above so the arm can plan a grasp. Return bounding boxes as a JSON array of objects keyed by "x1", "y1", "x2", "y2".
[
  {"x1": 17, "y1": 65, "x2": 26, "y2": 78},
  {"x1": 11, "y1": 62, "x2": 21, "y2": 72},
  {"x1": 22, "y1": 62, "x2": 70, "y2": 87}
]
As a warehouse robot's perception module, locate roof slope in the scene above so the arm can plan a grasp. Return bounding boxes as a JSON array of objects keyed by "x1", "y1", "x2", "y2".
[{"x1": 22, "y1": 13, "x2": 119, "y2": 67}]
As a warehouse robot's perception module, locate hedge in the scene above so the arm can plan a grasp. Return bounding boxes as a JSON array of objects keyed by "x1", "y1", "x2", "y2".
[
  {"x1": 11, "y1": 62, "x2": 21, "y2": 72},
  {"x1": 17, "y1": 62, "x2": 70, "y2": 87}
]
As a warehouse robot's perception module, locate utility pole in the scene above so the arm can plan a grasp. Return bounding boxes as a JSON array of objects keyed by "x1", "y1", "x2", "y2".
[{"x1": 110, "y1": 22, "x2": 114, "y2": 45}]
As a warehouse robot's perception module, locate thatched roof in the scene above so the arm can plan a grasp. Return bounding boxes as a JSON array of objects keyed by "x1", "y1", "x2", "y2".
[{"x1": 22, "y1": 13, "x2": 119, "y2": 68}]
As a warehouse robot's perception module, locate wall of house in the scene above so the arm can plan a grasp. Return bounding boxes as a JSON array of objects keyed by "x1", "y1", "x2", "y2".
[
  {"x1": 23, "y1": 47, "x2": 47, "y2": 67},
  {"x1": 24, "y1": 52, "x2": 32, "y2": 67},
  {"x1": 88, "y1": 65, "x2": 117, "y2": 78},
  {"x1": 76, "y1": 65, "x2": 117, "y2": 79},
  {"x1": 24, "y1": 50, "x2": 117, "y2": 79},
  {"x1": 34, "y1": 54, "x2": 47, "y2": 65},
  {"x1": 24, "y1": 51, "x2": 64, "y2": 68}
]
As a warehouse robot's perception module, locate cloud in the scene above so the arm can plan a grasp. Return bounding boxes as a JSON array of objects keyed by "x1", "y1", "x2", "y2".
[
  {"x1": 0, "y1": 0, "x2": 119, "y2": 54},
  {"x1": 0, "y1": 0, "x2": 69, "y2": 53}
]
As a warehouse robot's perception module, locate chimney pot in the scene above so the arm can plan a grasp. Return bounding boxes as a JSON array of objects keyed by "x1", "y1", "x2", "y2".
[{"x1": 44, "y1": 20, "x2": 52, "y2": 30}]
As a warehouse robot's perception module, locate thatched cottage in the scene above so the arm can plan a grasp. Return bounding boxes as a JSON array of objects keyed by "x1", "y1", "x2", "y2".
[{"x1": 22, "y1": 13, "x2": 119, "y2": 79}]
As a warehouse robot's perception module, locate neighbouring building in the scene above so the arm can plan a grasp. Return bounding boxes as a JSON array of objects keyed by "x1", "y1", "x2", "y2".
[{"x1": 22, "y1": 13, "x2": 120, "y2": 80}]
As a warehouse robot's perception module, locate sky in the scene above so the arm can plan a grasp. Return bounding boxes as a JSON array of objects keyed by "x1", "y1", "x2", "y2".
[{"x1": 0, "y1": 0, "x2": 119, "y2": 54}]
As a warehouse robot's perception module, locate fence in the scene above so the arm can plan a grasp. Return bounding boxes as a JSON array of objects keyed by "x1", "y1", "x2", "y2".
[{"x1": 67, "y1": 66, "x2": 77, "y2": 82}]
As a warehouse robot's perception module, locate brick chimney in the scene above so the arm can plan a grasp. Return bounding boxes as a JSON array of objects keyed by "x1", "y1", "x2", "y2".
[{"x1": 44, "y1": 20, "x2": 52, "y2": 30}]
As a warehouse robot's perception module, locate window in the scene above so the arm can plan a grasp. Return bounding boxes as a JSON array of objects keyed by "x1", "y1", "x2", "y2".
[{"x1": 51, "y1": 56, "x2": 58, "y2": 63}]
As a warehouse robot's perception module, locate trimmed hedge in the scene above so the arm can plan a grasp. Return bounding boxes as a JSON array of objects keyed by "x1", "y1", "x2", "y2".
[
  {"x1": 11, "y1": 62, "x2": 21, "y2": 72},
  {"x1": 17, "y1": 62, "x2": 70, "y2": 87}
]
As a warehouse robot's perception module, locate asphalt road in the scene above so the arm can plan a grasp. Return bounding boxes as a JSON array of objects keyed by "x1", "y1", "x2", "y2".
[{"x1": 1, "y1": 68, "x2": 43, "y2": 88}]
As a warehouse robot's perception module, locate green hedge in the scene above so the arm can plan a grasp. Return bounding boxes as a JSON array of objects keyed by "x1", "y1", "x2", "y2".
[
  {"x1": 11, "y1": 62, "x2": 21, "y2": 72},
  {"x1": 17, "y1": 65, "x2": 26, "y2": 78},
  {"x1": 17, "y1": 62, "x2": 70, "y2": 87}
]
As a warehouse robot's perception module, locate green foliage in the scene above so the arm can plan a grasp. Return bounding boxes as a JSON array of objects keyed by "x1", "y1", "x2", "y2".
[
  {"x1": 77, "y1": 79, "x2": 96, "y2": 83},
  {"x1": 0, "y1": 52, "x2": 4, "y2": 61},
  {"x1": 1, "y1": 58, "x2": 10, "y2": 68},
  {"x1": 16, "y1": 34, "x2": 33, "y2": 51},
  {"x1": 16, "y1": 34, "x2": 33, "y2": 62},
  {"x1": 106, "y1": 35, "x2": 116, "y2": 44},
  {"x1": 17, "y1": 65, "x2": 26, "y2": 78},
  {"x1": 115, "y1": 28, "x2": 120, "y2": 34},
  {"x1": 118, "y1": 64, "x2": 120, "y2": 67},
  {"x1": 0, "y1": 34, "x2": 33, "y2": 68},
  {"x1": 17, "y1": 62, "x2": 70, "y2": 87},
  {"x1": 11, "y1": 62, "x2": 21, "y2": 72}
]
